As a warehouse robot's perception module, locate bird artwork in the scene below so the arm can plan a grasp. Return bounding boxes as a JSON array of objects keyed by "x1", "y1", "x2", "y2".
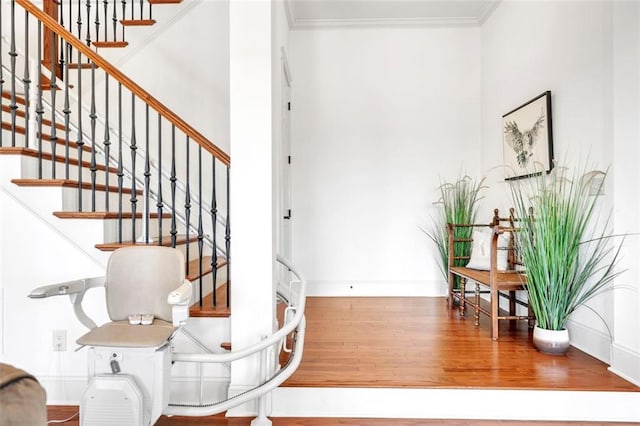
[{"x1": 503, "y1": 110, "x2": 545, "y2": 168}]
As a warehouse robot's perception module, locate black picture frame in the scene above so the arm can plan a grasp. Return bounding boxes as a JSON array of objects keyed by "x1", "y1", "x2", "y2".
[{"x1": 502, "y1": 91, "x2": 554, "y2": 180}]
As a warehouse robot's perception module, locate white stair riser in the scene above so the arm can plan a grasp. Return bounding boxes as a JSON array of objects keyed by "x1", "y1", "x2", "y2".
[
  {"x1": 60, "y1": 187, "x2": 141, "y2": 213},
  {"x1": 19, "y1": 155, "x2": 127, "y2": 187}
]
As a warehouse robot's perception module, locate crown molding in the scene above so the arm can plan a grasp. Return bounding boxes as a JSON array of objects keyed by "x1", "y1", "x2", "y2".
[
  {"x1": 291, "y1": 16, "x2": 481, "y2": 30},
  {"x1": 286, "y1": 0, "x2": 502, "y2": 30},
  {"x1": 478, "y1": 0, "x2": 502, "y2": 25},
  {"x1": 283, "y1": 0, "x2": 296, "y2": 30}
]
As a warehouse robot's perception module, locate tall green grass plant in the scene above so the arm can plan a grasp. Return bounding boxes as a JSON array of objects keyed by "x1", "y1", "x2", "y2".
[
  {"x1": 425, "y1": 175, "x2": 486, "y2": 286},
  {"x1": 509, "y1": 164, "x2": 624, "y2": 331}
]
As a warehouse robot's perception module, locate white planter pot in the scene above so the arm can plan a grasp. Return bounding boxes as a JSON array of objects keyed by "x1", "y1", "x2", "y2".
[{"x1": 532, "y1": 326, "x2": 570, "y2": 355}]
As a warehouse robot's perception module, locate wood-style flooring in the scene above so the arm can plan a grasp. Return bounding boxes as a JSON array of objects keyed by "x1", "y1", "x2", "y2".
[
  {"x1": 283, "y1": 297, "x2": 638, "y2": 391},
  {"x1": 47, "y1": 297, "x2": 639, "y2": 425}
]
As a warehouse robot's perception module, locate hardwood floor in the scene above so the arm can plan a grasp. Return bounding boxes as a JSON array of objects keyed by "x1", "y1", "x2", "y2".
[
  {"x1": 283, "y1": 297, "x2": 638, "y2": 391},
  {"x1": 46, "y1": 297, "x2": 638, "y2": 424}
]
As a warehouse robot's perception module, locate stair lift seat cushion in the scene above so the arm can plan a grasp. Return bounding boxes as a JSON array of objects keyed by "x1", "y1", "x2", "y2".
[
  {"x1": 76, "y1": 319, "x2": 176, "y2": 348},
  {"x1": 76, "y1": 246, "x2": 186, "y2": 349}
]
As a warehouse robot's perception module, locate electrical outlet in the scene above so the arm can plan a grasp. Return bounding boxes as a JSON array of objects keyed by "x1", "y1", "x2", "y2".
[{"x1": 52, "y1": 330, "x2": 66, "y2": 352}]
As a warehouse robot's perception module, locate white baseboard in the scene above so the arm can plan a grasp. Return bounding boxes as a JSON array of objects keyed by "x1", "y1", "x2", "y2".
[
  {"x1": 39, "y1": 376, "x2": 87, "y2": 405},
  {"x1": 566, "y1": 318, "x2": 612, "y2": 364},
  {"x1": 610, "y1": 343, "x2": 640, "y2": 386},
  {"x1": 271, "y1": 387, "x2": 640, "y2": 422},
  {"x1": 40, "y1": 376, "x2": 231, "y2": 407},
  {"x1": 306, "y1": 280, "x2": 446, "y2": 297}
]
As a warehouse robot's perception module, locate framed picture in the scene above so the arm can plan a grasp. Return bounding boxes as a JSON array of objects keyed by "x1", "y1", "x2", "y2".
[{"x1": 502, "y1": 91, "x2": 554, "y2": 180}]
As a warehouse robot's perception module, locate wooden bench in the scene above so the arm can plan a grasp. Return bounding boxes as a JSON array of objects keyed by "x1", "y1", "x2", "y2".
[{"x1": 447, "y1": 208, "x2": 535, "y2": 340}]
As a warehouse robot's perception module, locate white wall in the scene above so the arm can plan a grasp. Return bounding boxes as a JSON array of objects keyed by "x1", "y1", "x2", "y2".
[
  {"x1": 290, "y1": 26, "x2": 482, "y2": 296},
  {"x1": 481, "y1": 0, "x2": 639, "y2": 382},
  {"x1": 99, "y1": 0, "x2": 230, "y2": 152},
  {"x1": 611, "y1": 0, "x2": 640, "y2": 385}
]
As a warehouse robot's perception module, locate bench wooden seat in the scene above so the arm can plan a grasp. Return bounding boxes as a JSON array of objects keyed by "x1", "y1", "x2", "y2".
[{"x1": 447, "y1": 209, "x2": 535, "y2": 340}]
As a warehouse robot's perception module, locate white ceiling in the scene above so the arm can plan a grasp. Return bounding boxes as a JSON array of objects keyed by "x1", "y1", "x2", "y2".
[{"x1": 285, "y1": 0, "x2": 501, "y2": 28}]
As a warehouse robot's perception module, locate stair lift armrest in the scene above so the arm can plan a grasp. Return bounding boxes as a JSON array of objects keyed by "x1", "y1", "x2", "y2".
[
  {"x1": 28, "y1": 277, "x2": 105, "y2": 330},
  {"x1": 168, "y1": 279, "x2": 192, "y2": 327}
]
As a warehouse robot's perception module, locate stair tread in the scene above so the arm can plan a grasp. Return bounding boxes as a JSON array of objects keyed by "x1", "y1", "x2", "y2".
[
  {"x1": 92, "y1": 41, "x2": 129, "y2": 48},
  {"x1": 0, "y1": 147, "x2": 118, "y2": 173},
  {"x1": 53, "y1": 211, "x2": 171, "y2": 219},
  {"x1": 186, "y1": 255, "x2": 227, "y2": 281},
  {"x1": 189, "y1": 282, "x2": 229, "y2": 318},
  {"x1": 67, "y1": 63, "x2": 96, "y2": 70},
  {"x1": 95, "y1": 234, "x2": 197, "y2": 251},
  {"x1": 12, "y1": 178, "x2": 142, "y2": 195},
  {"x1": 1, "y1": 122, "x2": 93, "y2": 153},
  {"x1": 120, "y1": 19, "x2": 156, "y2": 26},
  {"x1": 220, "y1": 342, "x2": 231, "y2": 351},
  {"x1": 1, "y1": 104, "x2": 67, "y2": 131},
  {"x1": 1, "y1": 91, "x2": 27, "y2": 106}
]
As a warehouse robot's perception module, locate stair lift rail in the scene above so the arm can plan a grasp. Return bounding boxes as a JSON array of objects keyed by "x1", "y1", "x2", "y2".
[{"x1": 165, "y1": 254, "x2": 307, "y2": 420}]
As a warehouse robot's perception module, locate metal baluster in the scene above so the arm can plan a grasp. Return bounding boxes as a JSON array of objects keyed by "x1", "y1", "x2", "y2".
[
  {"x1": 117, "y1": 83, "x2": 123, "y2": 243},
  {"x1": 69, "y1": 0, "x2": 73, "y2": 57},
  {"x1": 63, "y1": 43, "x2": 71, "y2": 179},
  {"x1": 120, "y1": 0, "x2": 126, "y2": 42},
  {"x1": 77, "y1": 0, "x2": 83, "y2": 46},
  {"x1": 85, "y1": 0, "x2": 92, "y2": 46},
  {"x1": 143, "y1": 104, "x2": 151, "y2": 243},
  {"x1": 148, "y1": 0, "x2": 153, "y2": 21},
  {"x1": 170, "y1": 125, "x2": 177, "y2": 247},
  {"x1": 75, "y1": 51, "x2": 84, "y2": 210},
  {"x1": 35, "y1": 22, "x2": 44, "y2": 175},
  {"x1": 49, "y1": 30, "x2": 58, "y2": 177},
  {"x1": 22, "y1": 11, "x2": 31, "y2": 148},
  {"x1": 112, "y1": 0, "x2": 118, "y2": 42},
  {"x1": 184, "y1": 136, "x2": 191, "y2": 274},
  {"x1": 130, "y1": 94, "x2": 138, "y2": 242},
  {"x1": 138, "y1": 0, "x2": 143, "y2": 20},
  {"x1": 89, "y1": 63, "x2": 97, "y2": 211},
  {"x1": 156, "y1": 114, "x2": 164, "y2": 244},
  {"x1": 103, "y1": 0, "x2": 109, "y2": 42},
  {"x1": 103, "y1": 74, "x2": 110, "y2": 209},
  {"x1": 9, "y1": 0, "x2": 17, "y2": 147},
  {"x1": 225, "y1": 166, "x2": 231, "y2": 308},
  {"x1": 197, "y1": 145, "x2": 204, "y2": 307},
  {"x1": 210, "y1": 158, "x2": 218, "y2": 306},
  {"x1": 58, "y1": 0, "x2": 64, "y2": 68},
  {"x1": 95, "y1": 0, "x2": 101, "y2": 45}
]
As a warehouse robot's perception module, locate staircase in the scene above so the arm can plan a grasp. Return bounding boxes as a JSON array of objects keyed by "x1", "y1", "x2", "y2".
[{"x1": 0, "y1": 0, "x2": 231, "y2": 316}]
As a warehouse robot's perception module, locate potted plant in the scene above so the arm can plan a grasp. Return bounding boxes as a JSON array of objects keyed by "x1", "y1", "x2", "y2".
[
  {"x1": 424, "y1": 174, "x2": 486, "y2": 290},
  {"x1": 509, "y1": 163, "x2": 624, "y2": 355}
]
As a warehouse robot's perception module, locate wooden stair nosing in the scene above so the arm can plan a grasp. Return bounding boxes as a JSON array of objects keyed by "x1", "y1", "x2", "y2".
[
  {"x1": 1, "y1": 121, "x2": 93, "y2": 153},
  {"x1": 92, "y1": 41, "x2": 129, "y2": 48},
  {"x1": 67, "y1": 63, "x2": 96, "y2": 70},
  {"x1": 185, "y1": 255, "x2": 227, "y2": 282},
  {"x1": 0, "y1": 147, "x2": 118, "y2": 174},
  {"x1": 53, "y1": 211, "x2": 172, "y2": 220},
  {"x1": 189, "y1": 282, "x2": 230, "y2": 318},
  {"x1": 95, "y1": 234, "x2": 198, "y2": 251},
  {"x1": 12, "y1": 178, "x2": 143, "y2": 195},
  {"x1": 1, "y1": 104, "x2": 67, "y2": 132},
  {"x1": 1, "y1": 91, "x2": 27, "y2": 106},
  {"x1": 120, "y1": 19, "x2": 156, "y2": 26},
  {"x1": 220, "y1": 342, "x2": 231, "y2": 351}
]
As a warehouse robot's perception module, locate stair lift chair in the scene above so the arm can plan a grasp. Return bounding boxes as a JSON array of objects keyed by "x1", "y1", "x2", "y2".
[{"x1": 29, "y1": 246, "x2": 192, "y2": 426}]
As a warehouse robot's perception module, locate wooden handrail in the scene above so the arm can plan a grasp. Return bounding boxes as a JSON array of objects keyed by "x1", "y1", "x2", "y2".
[{"x1": 16, "y1": 0, "x2": 230, "y2": 166}]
